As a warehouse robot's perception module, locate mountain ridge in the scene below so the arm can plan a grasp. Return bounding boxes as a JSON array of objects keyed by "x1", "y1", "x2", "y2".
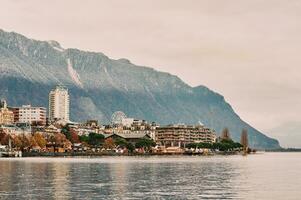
[{"x1": 0, "y1": 29, "x2": 280, "y2": 149}]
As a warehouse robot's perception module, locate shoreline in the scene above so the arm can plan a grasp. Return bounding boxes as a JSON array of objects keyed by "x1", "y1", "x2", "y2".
[{"x1": 20, "y1": 151, "x2": 243, "y2": 157}]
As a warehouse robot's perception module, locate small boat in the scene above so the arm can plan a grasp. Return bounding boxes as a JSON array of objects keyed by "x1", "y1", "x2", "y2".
[
  {"x1": 0, "y1": 151, "x2": 22, "y2": 157},
  {"x1": 0, "y1": 139, "x2": 22, "y2": 157}
]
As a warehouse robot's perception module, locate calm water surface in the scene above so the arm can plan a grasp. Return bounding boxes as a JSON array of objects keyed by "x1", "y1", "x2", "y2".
[{"x1": 0, "y1": 153, "x2": 300, "y2": 199}]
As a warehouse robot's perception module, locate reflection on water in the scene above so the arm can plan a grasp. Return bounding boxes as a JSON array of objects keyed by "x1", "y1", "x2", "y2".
[{"x1": 0, "y1": 153, "x2": 301, "y2": 200}]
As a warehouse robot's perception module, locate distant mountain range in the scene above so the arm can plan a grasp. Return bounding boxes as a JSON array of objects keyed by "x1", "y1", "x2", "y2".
[{"x1": 0, "y1": 29, "x2": 280, "y2": 149}]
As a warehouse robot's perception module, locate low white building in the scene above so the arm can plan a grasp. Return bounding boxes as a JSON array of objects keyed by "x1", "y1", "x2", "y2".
[
  {"x1": 12, "y1": 105, "x2": 46, "y2": 125},
  {"x1": 0, "y1": 124, "x2": 32, "y2": 135}
]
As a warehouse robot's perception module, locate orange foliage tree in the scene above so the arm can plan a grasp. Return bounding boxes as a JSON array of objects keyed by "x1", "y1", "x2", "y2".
[
  {"x1": 103, "y1": 138, "x2": 116, "y2": 149},
  {"x1": 221, "y1": 128, "x2": 231, "y2": 140},
  {"x1": 51, "y1": 133, "x2": 72, "y2": 149},
  {"x1": 33, "y1": 133, "x2": 47, "y2": 148},
  {"x1": 12, "y1": 136, "x2": 22, "y2": 149},
  {"x1": 69, "y1": 129, "x2": 80, "y2": 144},
  {"x1": 14, "y1": 134, "x2": 31, "y2": 151},
  {"x1": 0, "y1": 130, "x2": 9, "y2": 145}
]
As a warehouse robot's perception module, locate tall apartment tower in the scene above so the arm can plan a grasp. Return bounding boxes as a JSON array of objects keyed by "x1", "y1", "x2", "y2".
[{"x1": 49, "y1": 85, "x2": 70, "y2": 122}]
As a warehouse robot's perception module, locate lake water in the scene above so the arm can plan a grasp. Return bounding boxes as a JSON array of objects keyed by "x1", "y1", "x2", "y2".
[{"x1": 0, "y1": 153, "x2": 300, "y2": 199}]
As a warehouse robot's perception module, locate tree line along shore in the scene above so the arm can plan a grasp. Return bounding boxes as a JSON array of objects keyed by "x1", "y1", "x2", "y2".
[{"x1": 1, "y1": 123, "x2": 252, "y2": 157}]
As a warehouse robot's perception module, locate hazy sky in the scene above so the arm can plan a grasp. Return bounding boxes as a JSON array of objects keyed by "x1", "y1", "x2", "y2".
[{"x1": 1, "y1": 0, "x2": 300, "y2": 147}]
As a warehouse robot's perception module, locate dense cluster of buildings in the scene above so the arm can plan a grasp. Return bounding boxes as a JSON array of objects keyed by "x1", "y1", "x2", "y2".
[
  {"x1": 0, "y1": 85, "x2": 217, "y2": 153},
  {"x1": 0, "y1": 85, "x2": 69, "y2": 126}
]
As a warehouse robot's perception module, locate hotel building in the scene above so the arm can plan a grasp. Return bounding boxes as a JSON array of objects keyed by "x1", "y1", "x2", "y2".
[
  {"x1": 49, "y1": 85, "x2": 70, "y2": 122},
  {"x1": 155, "y1": 124, "x2": 216, "y2": 147}
]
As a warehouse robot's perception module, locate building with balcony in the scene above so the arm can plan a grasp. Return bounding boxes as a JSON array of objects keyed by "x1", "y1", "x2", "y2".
[
  {"x1": 49, "y1": 85, "x2": 70, "y2": 122},
  {"x1": 11, "y1": 105, "x2": 46, "y2": 125},
  {"x1": 155, "y1": 124, "x2": 216, "y2": 147}
]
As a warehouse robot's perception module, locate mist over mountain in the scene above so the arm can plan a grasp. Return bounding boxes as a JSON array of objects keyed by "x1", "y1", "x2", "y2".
[
  {"x1": 0, "y1": 29, "x2": 280, "y2": 149},
  {"x1": 268, "y1": 122, "x2": 301, "y2": 148}
]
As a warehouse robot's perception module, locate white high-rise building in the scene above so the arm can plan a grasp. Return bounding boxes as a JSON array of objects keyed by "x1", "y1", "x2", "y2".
[{"x1": 49, "y1": 85, "x2": 70, "y2": 122}]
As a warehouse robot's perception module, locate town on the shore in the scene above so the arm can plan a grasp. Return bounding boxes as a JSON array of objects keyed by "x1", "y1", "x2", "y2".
[{"x1": 0, "y1": 85, "x2": 251, "y2": 157}]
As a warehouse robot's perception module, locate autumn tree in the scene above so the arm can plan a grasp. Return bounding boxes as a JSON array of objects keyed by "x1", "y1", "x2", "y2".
[
  {"x1": 0, "y1": 130, "x2": 6, "y2": 142},
  {"x1": 0, "y1": 130, "x2": 9, "y2": 145},
  {"x1": 15, "y1": 134, "x2": 31, "y2": 151},
  {"x1": 55, "y1": 133, "x2": 69, "y2": 147},
  {"x1": 240, "y1": 129, "x2": 248, "y2": 152},
  {"x1": 69, "y1": 129, "x2": 80, "y2": 144},
  {"x1": 221, "y1": 128, "x2": 231, "y2": 140},
  {"x1": 33, "y1": 133, "x2": 47, "y2": 148},
  {"x1": 12, "y1": 136, "x2": 22, "y2": 149},
  {"x1": 103, "y1": 138, "x2": 115, "y2": 149},
  {"x1": 30, "y1": 136, "x2": 38, "y2": 148}
]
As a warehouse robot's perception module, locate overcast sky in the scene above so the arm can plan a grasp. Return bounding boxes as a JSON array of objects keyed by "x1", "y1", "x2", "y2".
[{"x1": 1, "y1": 0, "x2": 300, "y2": 147}]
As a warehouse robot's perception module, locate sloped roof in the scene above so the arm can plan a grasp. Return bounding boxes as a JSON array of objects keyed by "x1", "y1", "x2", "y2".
[{"x1": 105, "y1": 133, "x2": 150, "y2": 139}]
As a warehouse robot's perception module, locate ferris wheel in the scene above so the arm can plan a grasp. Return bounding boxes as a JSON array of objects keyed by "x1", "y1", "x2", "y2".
[{"x1": 111, "y1": 111, "x2": 127, "y2": 125}]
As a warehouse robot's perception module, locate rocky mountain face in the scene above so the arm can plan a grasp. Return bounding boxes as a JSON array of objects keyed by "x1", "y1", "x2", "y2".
[{"x1": 0, "y1": 29, "x2": 280, "y2": 149}]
